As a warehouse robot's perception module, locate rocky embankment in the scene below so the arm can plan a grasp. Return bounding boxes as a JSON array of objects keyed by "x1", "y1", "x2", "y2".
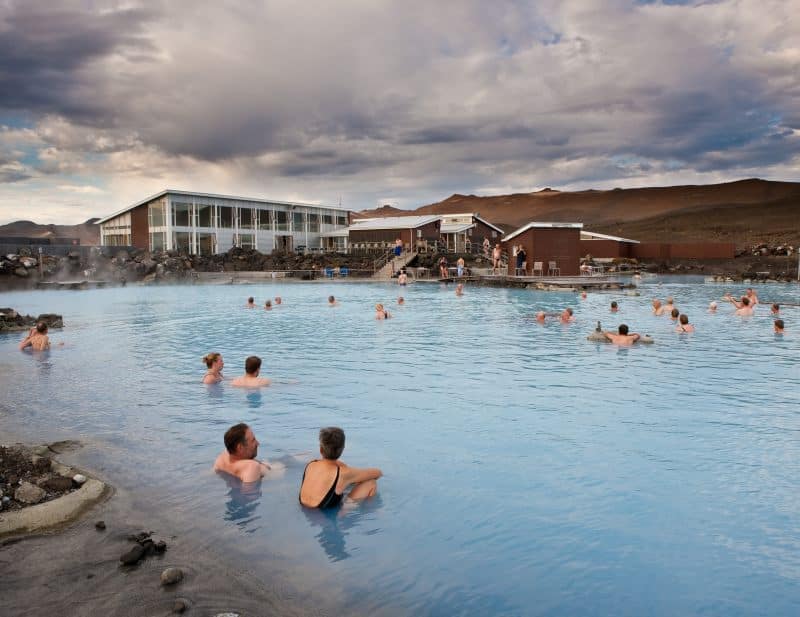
[
  {"x1": 0, "y1": 309, "x2": 63, "y2": 333},
  {"x1": 1, "y1": 247, "x2": 379, "y2": 287}
]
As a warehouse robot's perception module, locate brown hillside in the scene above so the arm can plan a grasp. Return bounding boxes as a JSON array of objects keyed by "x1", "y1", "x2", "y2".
[
  {"x1": 0, "y1": 219, "x2": 100, "y2": 244},
  {"x1": 360, "y1": 179, "x2": 800, "y2": 247}
]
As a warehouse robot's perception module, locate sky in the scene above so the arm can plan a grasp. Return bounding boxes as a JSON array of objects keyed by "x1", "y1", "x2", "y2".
[{"x1": 0, "y1": 0, "x2": 798, "y2": 225}]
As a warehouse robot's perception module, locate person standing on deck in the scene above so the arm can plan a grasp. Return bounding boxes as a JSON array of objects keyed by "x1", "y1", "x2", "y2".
[
  {"x1": 492, "y1": 243, "x2": 501, "y2": 274},
  {"x1": 456, "y1": 256, "x2": 465, "y2": 277}
]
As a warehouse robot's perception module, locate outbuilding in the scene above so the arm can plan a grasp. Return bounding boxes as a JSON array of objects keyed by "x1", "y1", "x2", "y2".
[
  {"x1": 439, "y1": 213, "x2": 504, "y2": 253},
  {"x1": 346, "y1": 215, "x2": 442, "y2": 253},
  {"x1": 579, "y1": 231, "x2": 639, "y2": 259},
  {"x1": 501, "y1": 222, "x2": 583, "y2": 276}
]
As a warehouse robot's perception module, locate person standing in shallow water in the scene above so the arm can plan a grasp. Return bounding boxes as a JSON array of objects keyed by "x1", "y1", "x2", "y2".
[
  {"x1": 299, "y1": 427, "x2": 382, "y2": 509},
  {"x1": 202, "y1": 352, "x2": 225, "y2": 384},
  {"x1": 231, "y1": 356, "x2": 271, "y2": 387}
]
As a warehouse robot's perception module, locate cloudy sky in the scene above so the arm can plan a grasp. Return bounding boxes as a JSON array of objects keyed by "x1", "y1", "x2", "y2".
[{"x1": 0, "y1": 0, "x2": 798, "y2": 224}]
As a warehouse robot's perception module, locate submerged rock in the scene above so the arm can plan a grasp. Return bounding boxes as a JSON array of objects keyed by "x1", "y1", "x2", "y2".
[
  {"x1": 173, "y1": 598, "x2": 189, "y2": 613},
  {"x1": 119, "y1": 544, "x2": 146, "y2": 565},
  {"x1": 160, "y1": 567, "x2": 184, "y2": 586},
  {"x1": 95, "y1": 520, "x2": 106, "y2": 530}
]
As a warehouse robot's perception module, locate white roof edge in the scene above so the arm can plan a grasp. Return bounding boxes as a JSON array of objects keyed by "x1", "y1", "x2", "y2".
[
  {"x1": 347, "y1": 215, "x2": 442, "y2": 230},
  {"x1": 502, "y1": 221, "x2": 583, "y2": 242},
  {"x1": 97, "y1": 189, "x2": 351, "y2": 224},
  {"x1": 581, "y1": 231, "x2": 640, "y2": 244},
  {"x1": 439, "y1": 212, "x2": 504, "y2": 234}
]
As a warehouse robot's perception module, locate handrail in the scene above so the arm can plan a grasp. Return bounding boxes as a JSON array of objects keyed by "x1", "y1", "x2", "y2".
[{"x1": 372, "y1": 249, "x2": 394, "y2": 273}]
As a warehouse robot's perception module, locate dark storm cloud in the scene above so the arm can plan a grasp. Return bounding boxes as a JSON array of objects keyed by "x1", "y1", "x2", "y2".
[{"x1": 0, "y1": 2, "x2": 159, "y2": 122}]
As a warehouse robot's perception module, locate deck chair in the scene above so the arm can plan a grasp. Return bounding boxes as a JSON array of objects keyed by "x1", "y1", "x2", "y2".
[
  {"x1": 339, "y1": 267, "x2": 349, "y2": 277},
  {"x1": 548, "y1": 261, "x2": 560, "y2": 276},
  {"x1": 532, "y1": 261, "x2": 543, "y2": 276},
  {"x1": 324, "y1": 267, "x2": 334, "y2": 278}
]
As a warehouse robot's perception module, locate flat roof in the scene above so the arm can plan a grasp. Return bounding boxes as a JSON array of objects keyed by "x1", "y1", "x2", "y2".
[
  {"x1": 97, "y1": 189, "x2": 350, "y2": 224},
  {"x1": 581, "y1": 231, "x2": 639, "y2": 244},
  {"x1": 347, "y1": 215, "x2": 441, "y2": 231},
  {"x1": 502, "y1": 221, "x2": 583, "y2": 242}
]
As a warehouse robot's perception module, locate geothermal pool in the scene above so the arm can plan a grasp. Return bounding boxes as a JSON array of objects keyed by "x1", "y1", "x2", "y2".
[{"x1": 1, "y1": 278, "x2": 798, "y2": 616}]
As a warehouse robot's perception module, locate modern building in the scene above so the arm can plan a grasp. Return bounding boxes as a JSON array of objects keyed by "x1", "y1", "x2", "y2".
[
  {"x1": 439, "y1": 213, "x2": 504, "y2": 253},
  {"x1": 97, "y1": 190, "x2": 352, "y2": 254},
  {"x1": 340, "y1": 215, "x2": 443, "y2": 253},
  {"x1": 502, "y1": 222, "x2": 583, "y2": 276}
]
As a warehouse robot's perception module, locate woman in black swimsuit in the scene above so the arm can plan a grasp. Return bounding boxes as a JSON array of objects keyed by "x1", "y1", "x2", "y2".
[{"x1": 299, "y1": 427, "x2": 382, "y2": 509}]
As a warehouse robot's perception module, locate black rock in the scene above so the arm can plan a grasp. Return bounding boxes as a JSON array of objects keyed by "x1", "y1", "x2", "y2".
[
  {"x1": 120, "y1": 544, "x2": 146, "y2": 565},
  {"x1": 173, "y1": 598, "x2": 189, "y2": 613},
  {"x1": 43, "y1": 476, "x2": 73, "y2": 492},
  {"x1": 160, "y1": 567, "x2": 184, "y2": 586},
  {"x1": 155, "y1": 540, "x2": 167, "y2": 553},
  {"x1": 95, "y1": 521, "x2": 106, "y2": 530}
]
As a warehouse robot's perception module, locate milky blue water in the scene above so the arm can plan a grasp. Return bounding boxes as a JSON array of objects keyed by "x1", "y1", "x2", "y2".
[{"x1": 1, "y1": 277, "x2": 799, "y2": 616}]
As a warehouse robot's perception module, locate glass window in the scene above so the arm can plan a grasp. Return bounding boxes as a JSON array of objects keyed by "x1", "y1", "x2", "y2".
[
  {"x1": 219, "y1": 206, "x2": 233, "y2": 228},
  {"x1": 308, "y1": 213, "x2": 320, "y2": 232},
  {"x1": 150, "y1": 231, "x2": 166, "y2": 252},
  {"x1": 293, "y1": 212, "x2": 305, "y2": 232},
  {"x1": 275, "y1": 210, "x2": 288, "y2": 231},
  {"x1": 258, "y1": 210, "x2": 273, "y2": 230},
  {"x1": 173, "y1": 231, "x2": 192, "y2": 253},
  {"x1": 336, "y1": 215, "x2": 347, "y2": 226},
  {"x1": 197, "y1": 233, "x2": 216, "y2": 255},
  {"x1": 148, "y1": 203, "x2": 166, "y2": 227},
  {"x1": 172, "y1": 202, "x2": 191, "y2": 227},
  {"x1": 239, "y1": 208, "x2": 254, "y2": 229},
  {"x1": 196, "y1": 205, "x2": 212, "y2": 228},
  {"x1": 492, "y1": 230, "x2": 498, "y2": 238},
  {"x1": 239, "y1": 233, "x2": 255, "y2": 249},
  {"x1": 322, "y1": 214, "x2": 333, "y2": 225}
]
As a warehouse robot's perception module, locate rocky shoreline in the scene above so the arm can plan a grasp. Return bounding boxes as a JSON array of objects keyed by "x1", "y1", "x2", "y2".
[{"x1": 0, "y1": 309, "x2": 63, "y2": 334}]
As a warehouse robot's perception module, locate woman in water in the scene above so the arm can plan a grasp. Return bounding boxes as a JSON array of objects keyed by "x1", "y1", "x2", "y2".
[
  {"x1": 375, "y1": 303, "x2": 391, "y2": 319},
  {"x1": 202, "y1": 352, "x2": 225, "y2": 384},
  {"x1": 299, "y1": 427, "x2": 382, "y2": 509}
]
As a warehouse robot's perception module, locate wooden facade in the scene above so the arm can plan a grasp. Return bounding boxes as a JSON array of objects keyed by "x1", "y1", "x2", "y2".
[{"x1": 502, "y1": 223, "x2": 582, "y2": 276}]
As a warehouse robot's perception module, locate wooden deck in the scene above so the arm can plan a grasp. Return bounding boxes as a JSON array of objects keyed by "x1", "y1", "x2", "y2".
[
  {"x1": 414, "y1": 274, "x2": 635, "y2": 290},
  {"x1": 36, "y1": 280, "x2": 112, "y2": 290}
]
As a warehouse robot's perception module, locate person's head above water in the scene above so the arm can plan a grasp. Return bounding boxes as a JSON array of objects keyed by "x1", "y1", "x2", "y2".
[
  {"x1": 247, "y1": 297, "x2": 254, "y2": 304},
  {"x1": 679, "y1": 314, "x2": 689, "y2": 325},
  {"x1": 709, "y1": 301, "x2": 717, "y2": 311},
  {"x1": 264, "y1": 300, "x2": 272, "y2": 309},
  {"x1": 328, "y1": 295, "x2": 336, "y2": 304},
  {"x1": 774, "y1": 319, "x2": 784, "y2": 333},
  {"x1": 275, "y1": 296, "x2": 282, "y2": 305},
  {"x1": 771, "y1": 303, "x2": 779, "y2": 314},
  {"x1": 610, "y1": 301, "x2": 618, "y2": 310},
  {"x1": 618, "y1": 324, "x2": 630, "y2": 335},
  {"x1": 741, "y1": 297, "x2": 750, "y2": 306},
  {"x1": 245, "y1": 355, "x2": 262, "y2": 376},
  {"x1": 652, "y1": 299, "x2": 662, "y2": 308},
  {"x1": 535, "y1": 311, "x2": 546, "y2": 322},
  {"x1": 319, "y1": 426, "x2": 345, "y2": 460},
  {"x1": 224, "y1": 422, "x2": 258, "y2": 458},
  {"x1": 671, "y1": 308, "x2": 680, "y2": 318},
  {"x1": 398, "y1": 296, "x2": 405, "y2": 305},
  {"x1": 35, "y1": 321, "x2": 48, "y2": 334},
  {"x1": 203, "y1": 352, "x2": 222, "y2": 368}
]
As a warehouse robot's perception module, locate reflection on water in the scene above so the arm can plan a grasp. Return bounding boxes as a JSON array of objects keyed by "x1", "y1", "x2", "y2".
[
  {"x1": 245, "y1": 389, "x2": 263, "y2": 409},
  {"x1": 301, "y1": 495, "x2": 384, "y2": 563},
  {"x1": 218, "y1": 471, "x2": 262, "y2": 531}
]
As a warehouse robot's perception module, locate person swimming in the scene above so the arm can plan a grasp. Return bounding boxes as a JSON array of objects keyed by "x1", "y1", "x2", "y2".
[
  {"x1": 670, "y1": 308, "x2": 680, "y2": 321},
  {"x1": 202, "y1": 352, "x2": 225, "y2": 384},
  {"x1": 455, "y1": 283, "x2": 464, "y2": 296},
  {"x1": 652, "y1": 299, "x2": 665, "y2": 316},
  {"x1": 676, "y1": 314, "x2": 695, "y2": 333},
  {"x1": 264, "y1": 300, "x2": 272, "y2": 310},
  {"x1": 708, "y1": 301, "x2": 718, "y2": 313},
  {"x1": 328, "y1": 295, "x2": 339, "y2": 306},
  {"x1": 602, "y1": 323, "x2": 641, "y2": 346},
  {"x1": 610, "y1": 301, "x2": 618, "y2": 313},
  {"x1": 275, "y1": 296, "x2": 282, "y2": 305},
  {"x1": 246, "y1": 297, "x2": 255, "y2": 308},
  {"x1": 397, "y1": 296, "x2": 405, "y2": 305},
  {"x1": 298, "y1": 427, "x2": 382, "y2": 509},
  {"x1": 560, "y1": 308, "x2": 575, "y2": 323},
  {"x1": 535, "y1": 311, "x2": 546, "y2": 323},
  {"x1": 774, "y1": 319, "x2": 784, "y2": 334}
]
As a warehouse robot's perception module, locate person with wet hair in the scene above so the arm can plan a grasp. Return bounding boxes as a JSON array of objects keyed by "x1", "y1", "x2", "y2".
[
  {"x1": 299, "y1": 427, "x2": 382, "y2": 509},
  {"x1": 264, "y1": 300, "x2": 272, "y2": 310},
  {"x1": 652, "y1": 299, "x2": 665, "y2": 316},
  {"x1": 708, "y1": 301, "x2": 718, "y2": 313},
  {"x1": 774, "y1": 319, "x2": 785, "y2": 334},
  {"x1": 610, "y1": 301, "x2": 618, "y2": 313},
  {"x1": 328, "y1": 295, "x2": 339, "y2": 306},
  {"x1": 213, "y1": 423, "x2": 270, "y2": 483},
  {"x1": 727, "y1": 295, "x2": 754, "y2": 316},
  {"x1": 603, "y1": 324, "x2": 641, "y2": 346},
  {"x1": 274, "y1": 296, "x2": 282, "y2": 305},
  {"x1": 202, "y1": 352, "x2": 225, "y2": 384},
  {"x1": 771, "y1": 303, "x2": 780, "y2": 315},
  {"x1": 560, "y1": 307, "x2": 575, "y2": 323},
  {"x1": 670, "y1": 308, "x2": 680, "y2": 321},
  {"x1": 375, "y1": 303, "x2": 390, "y2": 320},
  {"x1": 231, "y1": 356, "x2": 271, "y2": 387},
  {"x1": 246, "y1": 297, "x2": 256, "y2": 308},
  {"x1": 19, "y1": 321, "x2": 50, "y2": 351},
  {"x1": 676, "y1": 314, "x2": 695, "y2": 333}
]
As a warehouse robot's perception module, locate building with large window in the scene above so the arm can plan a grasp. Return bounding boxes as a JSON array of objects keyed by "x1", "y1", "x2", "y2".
[{"x1": 97, "y1": 190, "x2": 352, "y2": 254}]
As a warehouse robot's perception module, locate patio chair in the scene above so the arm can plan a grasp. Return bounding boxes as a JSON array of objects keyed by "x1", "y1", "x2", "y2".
[
  {"x1": 532, "y1": 261, "x2": 543, "y2": 276},
  {"x1": 324, "y1": 267, "x2": 334, "y2": 278},
  {"x1": 339, "y1": 267, "x2": 349, "y2": 277},
  {"x1": 548, "y1": 261, "x2": 560, "y2": 276}
]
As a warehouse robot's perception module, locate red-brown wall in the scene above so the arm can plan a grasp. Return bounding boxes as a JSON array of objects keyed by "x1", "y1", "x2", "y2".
[
  {"x1": 580, "y1": 239, "x2": 634, "y2": 258},
  {"x1": 130, "y1": 204, "x2": 149, "y2": 250},
  {"x1": 503, "y1": 227, "x2": 580, "y2": 276},
  {"x1": 349, "y1": 220, "x2": 441, "y2": 247},
  {"x1": 631, "y1": 243, "x2": 734, "y2": 259}
]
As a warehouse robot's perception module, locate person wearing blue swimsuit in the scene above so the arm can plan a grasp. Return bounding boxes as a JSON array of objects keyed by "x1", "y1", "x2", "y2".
[{"x1": 299, "y1": 427, "x2": 382, "y2": 509}]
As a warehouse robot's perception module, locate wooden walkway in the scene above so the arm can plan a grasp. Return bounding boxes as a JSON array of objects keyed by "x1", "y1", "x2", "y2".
[
  {"x1": 416, "y1": 274, "x2": 635, "y2": 290},
  {"x1": 36, "y1": 280, "x2": 112, "y2": 290}
]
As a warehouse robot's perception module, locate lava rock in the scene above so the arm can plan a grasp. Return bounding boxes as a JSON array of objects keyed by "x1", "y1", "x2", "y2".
[
  {"x1": 15, "y1": 481, "x2": 46, "y2": 504},
  {"x1": 155, "y1": 540, "x2": 167, "y2": 553},
  {"x1": 95, "y1": 520, "x2": 106, "y2": 530},
  {"x1": 43, "y1": 476, "x2": 74, "y2": 492},
  {"x1": 160, "y1": 567, "x2": 184, "y2": 586},
  {"x1": 173, "y1": 598, "x2": 189, "y2": 613},
  {"x1": 119, "y1": 544, "x2": 146, "y2": 565}
]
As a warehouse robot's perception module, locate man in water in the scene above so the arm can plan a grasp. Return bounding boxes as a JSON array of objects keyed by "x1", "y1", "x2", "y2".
[
  {"x1": 328, "y1": 295, "x2": 339, "y2": 306},
  {"x1": 535, "y1": 311, "x2": 546, "y2": 323},
  {"x1": 727, "y1": 295, "x2": 754, "y2": 316},
  {"x1": 231, "y1": 356, "x2": 271, "y2": 387},
  {"x1": 214, "y1": 423, "x2": 270, "y2": 483},
  {"x1": 774, "y1": 319, "x2": 785, "y2": 334},
  {"x1": 771, "y1": 303, "x2": 780, "y2": 315},
  {"x1": 19, "y1": 321, "x2": 50, "y2": 351},
  {"x1": 652, "y1": 299, "x2": 665, "y2": 316},
  {"x1": 610, "y1": 301, "x2": 619, "y2": 313},
  {"x1": 670, "y1": 308, "x2": 680, "y2": 321},
  {"x1": 246, "y1": 297, "x2": 256, "y2": 308},
  {"x1": 275, "y1": 296, "x2": 282, "y2": 305},
  {"x1": 676, "y1": 314, "x2": 695, "y2": 333},
  {"x1": 746, "y1": 287, "x2": 759, "y2": 306},
  {"x1": 603, "y1": 324, "x2": 641, "y2": 346},
  {"x1": 455, "y1": 283, "x2": 464, "y2": 296},
  {"x1": 708, "y1": 301, "x2": 718, "y2": 313},
  {"x1": 560, "y1": 307, "x2": 575, "y2": 323},
  {"x1": 397, "y1": 296, "x2": 405, "y2": 305}
]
